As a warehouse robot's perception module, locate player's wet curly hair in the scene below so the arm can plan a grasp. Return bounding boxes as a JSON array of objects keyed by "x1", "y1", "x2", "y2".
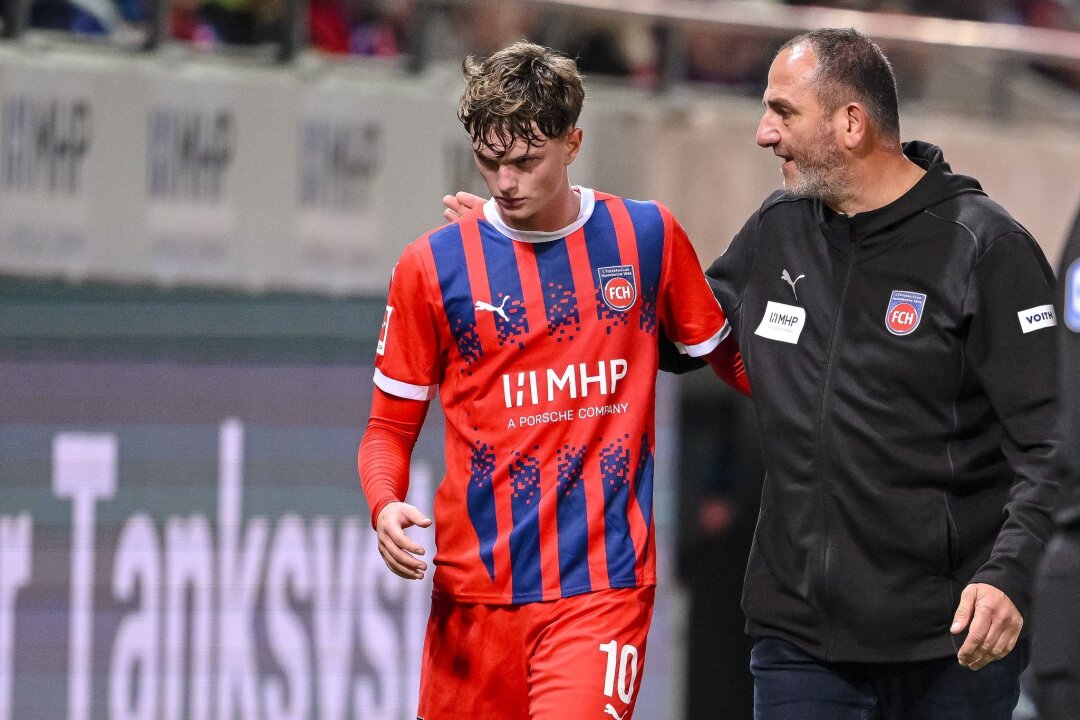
[{"x1": 458, "y1": 41, "x2": 585, "y2": 157}]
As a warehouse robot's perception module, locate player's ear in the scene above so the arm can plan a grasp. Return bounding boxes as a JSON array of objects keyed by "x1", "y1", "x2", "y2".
[{"x1": 564, "y1": 127, "x2": 583, "y2": 165}]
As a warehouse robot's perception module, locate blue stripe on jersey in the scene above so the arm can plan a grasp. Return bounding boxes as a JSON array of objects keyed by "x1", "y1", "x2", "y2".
[
  {"x1": 599, "y1": 439, "x2": 637, "y2": 587},
  {"x1": 623, "y1": 200, "x2": 665, "y2": 335},
  {"x1": 428, "y1": 225, "x2": 483, "y2": 364},
  {"x1": 556, "y1": 445, "x2": 590, "y2": 595},
  {"x1": 509, "y1": 453, "x2": 543, "y2": 602},
  {"x1": 582, "y1": 200, "x2": 629, "y2": 327},
  {"x1": 634, "y1": 435, "x2": 654, "y2": 530},
  {"x1": 533, "y1": 241, "x2": 581, "y2": 342},
  {"x1": 478, "y1": 223, "x2": 530, "y2": 349},
  {"x1": 467, "y1": 441, "x2": 498, "y2": 581}
]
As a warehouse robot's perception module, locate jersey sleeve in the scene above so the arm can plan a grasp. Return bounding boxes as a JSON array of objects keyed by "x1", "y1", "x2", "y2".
[
  {"x1": 656, "y1": 206, "x2": 730, "y2": 357},
  {"x1": 373, "y1": 241, "x2": 443, "y2": 400}
]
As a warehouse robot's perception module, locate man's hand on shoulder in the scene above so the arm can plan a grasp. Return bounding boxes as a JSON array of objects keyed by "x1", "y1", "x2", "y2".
[
  {"x1": 442, "y1": 192, "x2": 485, "y2": 222},
  {"x1": 375, "y1": 501, "x2": 433, "y2": 580},
  {"x1": 951, "y1": 582, "x2": 1023, "y2": 670}
]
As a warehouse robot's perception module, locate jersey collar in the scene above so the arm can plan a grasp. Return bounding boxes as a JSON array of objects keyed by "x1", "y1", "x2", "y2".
[{"x1": 482, "y1": 187, "x2": 596, "y2": 243}]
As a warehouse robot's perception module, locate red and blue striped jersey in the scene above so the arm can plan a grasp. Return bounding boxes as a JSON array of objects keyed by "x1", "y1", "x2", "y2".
[{"x1": 374, "y1": 188, "x2": 728, "y2": 604}]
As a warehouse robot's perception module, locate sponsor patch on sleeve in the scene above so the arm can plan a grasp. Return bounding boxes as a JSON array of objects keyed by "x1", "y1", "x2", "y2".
[
  {"x1": 1017, "y1": 304, "x2": 1057, "y2": 334},
  {"x1": 376, "y1": 305, "x2": 393, "y2": 355}
]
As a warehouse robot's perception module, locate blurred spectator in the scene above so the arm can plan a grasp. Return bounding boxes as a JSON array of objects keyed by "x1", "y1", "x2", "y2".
[
  {"x1": 452, "y1": 0, "x2": 539, "y2": 56},
  {"x1": 169, "y1": 0, "x2": 351, "y2": 52},
  {"x1": 30, "y1": 0, "x2": 132, "y2": 34},
  {"x1": 1017, "y1": 0, "x2": 1080, "y2": 89},
  {"x1": 563, "y1": 25, "x2": 631, "y2": 76},
  {"x1": 348, "y1": 0, "x2": 411, "y2": 57},
  {"x1": 685, "y1": 29, "x2": 774, "y2": 92},
  {"x1": 906, "y1": 0, "x2": 1018, "y2": 21}
]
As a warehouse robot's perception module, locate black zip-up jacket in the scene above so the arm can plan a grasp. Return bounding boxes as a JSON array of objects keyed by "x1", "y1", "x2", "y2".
[{"x1": 707, "y1": 141, "x2": 1059, "y2": 662}]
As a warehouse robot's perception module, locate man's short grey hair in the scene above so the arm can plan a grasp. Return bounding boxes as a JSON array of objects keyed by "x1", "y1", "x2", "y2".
[{"x1": 780, "y1": 28, "x2": 901, "y2": 143}]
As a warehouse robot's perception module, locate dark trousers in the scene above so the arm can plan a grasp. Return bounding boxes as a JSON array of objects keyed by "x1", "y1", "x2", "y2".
[
  {"x1": 750, "y1": 636, "x2": 1025, "y2": 720},
  {"x1": 1031, "y1": 528, "x2": 1080, "y2": 720}
]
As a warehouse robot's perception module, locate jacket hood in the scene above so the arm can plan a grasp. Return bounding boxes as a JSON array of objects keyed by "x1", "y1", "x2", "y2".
[{"x1": 814, "y1": 140, "x2": 986, "y2": 248}]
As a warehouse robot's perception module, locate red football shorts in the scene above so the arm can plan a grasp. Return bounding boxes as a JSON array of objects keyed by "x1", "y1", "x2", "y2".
[{"x1": 416, "y1": 586, "x2": 655, "y2": 720}]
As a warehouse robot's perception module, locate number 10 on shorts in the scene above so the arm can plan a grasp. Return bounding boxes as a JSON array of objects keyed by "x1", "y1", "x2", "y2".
[{"x1": 599, "y1": 640, "x2": 639, "y2": 703}]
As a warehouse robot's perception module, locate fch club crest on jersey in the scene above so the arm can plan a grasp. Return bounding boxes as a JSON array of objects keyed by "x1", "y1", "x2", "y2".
[
  {"x1": 597, "y1": 265, "x2": 637, "y2": 312},
  {"x1": 885, "y1": 290, "x2": 927, "y2": 336}
]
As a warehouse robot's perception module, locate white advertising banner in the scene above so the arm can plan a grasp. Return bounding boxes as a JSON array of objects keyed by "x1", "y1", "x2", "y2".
[{"x1": 0, "y1": 359, "x2": 437, "y2": 720}]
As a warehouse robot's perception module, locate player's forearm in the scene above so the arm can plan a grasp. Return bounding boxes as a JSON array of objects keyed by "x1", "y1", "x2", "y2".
[
  {"x1": 358, "y1": 388, "x2": 429, "y2": 528},
  {"x1": 704, "y1": 335, "x2": 751, "y2": 397}
]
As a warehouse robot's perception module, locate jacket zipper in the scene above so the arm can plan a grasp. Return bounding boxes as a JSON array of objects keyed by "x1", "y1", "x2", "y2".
[{"x1": 815, "y1": 232, "x2": 858, "y2": 659}]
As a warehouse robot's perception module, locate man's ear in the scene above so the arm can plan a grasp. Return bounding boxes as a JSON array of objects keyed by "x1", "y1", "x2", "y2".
[{"x1": 840, "y1": 102, "x2": 867, "y2": 150}]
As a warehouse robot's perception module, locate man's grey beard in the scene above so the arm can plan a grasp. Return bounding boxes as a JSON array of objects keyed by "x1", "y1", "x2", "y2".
[{"x1": 782, "y1": 128, "x2": 854, "y2": 207}]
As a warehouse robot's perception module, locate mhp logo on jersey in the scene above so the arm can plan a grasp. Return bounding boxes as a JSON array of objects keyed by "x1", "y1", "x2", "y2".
[
  {"x1": 885, "y1": 290, "x2": 927, "y2": 336},
  {"x1": 598, "y1": 265, "x2": 637, "y2": 312}
]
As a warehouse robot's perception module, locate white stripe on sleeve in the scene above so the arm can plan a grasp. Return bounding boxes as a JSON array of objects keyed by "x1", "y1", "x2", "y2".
[
  {"x1": 674, "y1": 322, "x2": 731, "y2": 357},
  {"x1": 373, "y1": 368, "x2": 437, "y2": 401}
]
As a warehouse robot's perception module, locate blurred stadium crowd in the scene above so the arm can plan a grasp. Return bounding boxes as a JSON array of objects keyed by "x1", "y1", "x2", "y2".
[{"x1": 18, "y1": 0, "x2": 1080, "y2": 92}]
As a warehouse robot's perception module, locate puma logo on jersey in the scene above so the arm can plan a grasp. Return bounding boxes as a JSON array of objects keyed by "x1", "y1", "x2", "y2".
[
  {"x1": 475, "y1": 296, "x2": 511, "y2": 322},
  {"x1": 781, "y1": 269, "x2": 805, "y2": 300},
  {"x1": 604, "y1": 704, "x2": 627, "y2": 720}
]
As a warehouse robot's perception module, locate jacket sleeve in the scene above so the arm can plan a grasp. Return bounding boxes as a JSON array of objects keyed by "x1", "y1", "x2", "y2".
[
  {"x1": 704, "y1": 209, "x2": 761, "y2": 338},
  {"x1": 963, "y1": 230, "x2": 1060, "y2": 618}
]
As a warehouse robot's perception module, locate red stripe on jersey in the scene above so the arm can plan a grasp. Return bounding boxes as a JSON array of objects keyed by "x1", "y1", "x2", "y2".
[
  {"x1": 565, "y1": 227, "x2": 599, "y2": 319},
  {"x1": 538, "y1": 452, "x2": 561, "y2": 601},
  {"x1": 581, "y1": 431, "x2": 609, "y2": 589},
  {"x1": 511, "y1": 241, "x2": 547, "y2": 343},
  {"x1": 491, "y1": 458, "x2": 515, "y2": 595},
  {"x1": 460, "y1": 218, "x2": 497, "y2": 343}
]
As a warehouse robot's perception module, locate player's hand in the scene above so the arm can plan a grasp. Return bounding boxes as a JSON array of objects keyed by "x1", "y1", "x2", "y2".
[
  {"x1": 951, "y1": 582, "x2": 1023, "y2": 670},
  {"x1": 442, "y1": 191, "x2": 485, "y2": 222},
  {"x1": 375, "y1": 501, "x2": 433, "y2": 580}
]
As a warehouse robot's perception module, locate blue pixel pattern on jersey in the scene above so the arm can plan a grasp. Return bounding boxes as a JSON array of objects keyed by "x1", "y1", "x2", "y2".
[
  {"x1": 600, "y1": 434, "x2": 636, "y2": 587},
  {"x1": 429, "y1": 224, "x2": 483, "y2": 367},
  {"x1": 479, "y1": 223, "x2": 530, "y2": 349},
  {"x1": 624, "y1": 200, "x2": 664, "y2": 336},
  {"x1": 534, "y1": 240, "x2": 581, "y2": 343},
  {"x1": 509, "y1": 449, "x2": 543, "y2": 602},
  {"x1": 556, "y1": 444, "x2": 590, "y2": 595},
  {"x1": 467, "y1": 440, "x2": 498, "y2": 581}
]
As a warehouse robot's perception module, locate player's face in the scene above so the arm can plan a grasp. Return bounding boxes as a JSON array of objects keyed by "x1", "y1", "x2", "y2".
[
  {"x1": 756, "y1": 45, "x2": 849, "y2": 202},
  {"x1": 473, "y1": 125, "x2": 582, "y2": 232}
]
